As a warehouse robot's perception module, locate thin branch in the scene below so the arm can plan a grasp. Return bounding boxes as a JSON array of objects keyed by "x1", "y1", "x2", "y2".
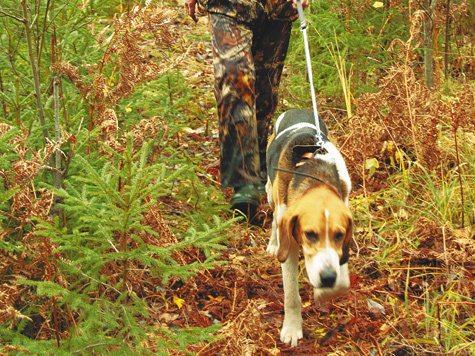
[
  {"x1": 0, "y1": 9, "x2": 24, "y2": 22},
  {"x1": 444, "y1": 0, "x2": 451, "y2": 78},
  {"x1": 0, "y1": 70, "x2": 7, "y2": 120},
  {"x1": 20, "y1": 0, "x2": 49, "y2": 141}
]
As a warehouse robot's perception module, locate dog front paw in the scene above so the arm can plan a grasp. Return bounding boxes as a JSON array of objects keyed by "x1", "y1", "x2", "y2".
[
  {"x1": 280, "y1": 323, "x2": 303, "y2": 347},
  {"x1": 280, "y1": 316, "x2": 303, "y2": 347}
]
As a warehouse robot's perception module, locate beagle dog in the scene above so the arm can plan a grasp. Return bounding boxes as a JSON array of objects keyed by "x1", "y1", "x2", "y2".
[{"x1": 266, "y1": 109, "x2": 353, "y2": 347}]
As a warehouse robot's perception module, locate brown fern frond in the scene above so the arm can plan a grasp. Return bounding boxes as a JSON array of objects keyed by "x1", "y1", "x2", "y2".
[
  {"x1": 54, "y1": 3, "x2": 180, "y2": 140},
  {"x1": 0, "y1": 283, "x2": 32, "y2": 326},
  {"x1": 52, "y1": 62, "x2": 90, "y2": 98},
  {"x1": 449, "y1": 84, "x2": 475, "y2": 131},
  {"x1": 338, "y1": 63, "x2": 441, "y2": 189}
]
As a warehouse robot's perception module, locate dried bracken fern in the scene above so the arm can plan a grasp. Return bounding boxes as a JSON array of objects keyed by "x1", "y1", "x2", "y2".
[
  {"x1": 0, "y1": 283, "x2": 32, "y2": 326},
  {"x1": 101, "y1": 115, "x2": 169, "y2": 157},
  {"x1": 215, "y1": 299, "x2": 278, "y2": 356},
  {"x1": 53, "y1": 3, "x2": 182, "y2": 134},
  {"x1": 2, "y1": 126, "x2": 55, "y2": 225},
  {"x1": 0, "y1": 120, "x2": 63, "y2": 337},
  {"x1": 339, "y1": 5, "x2": 475, "y2": 190},
  {"x1": 448, "y1": 84, "x2": 475, "y2": 131},
  {"x1": 339, "y1": 61, "x2": 475, "y2": 190}
]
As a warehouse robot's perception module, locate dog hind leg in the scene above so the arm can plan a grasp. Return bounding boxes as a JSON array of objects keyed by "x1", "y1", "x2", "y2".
[{"x1": 267, "y1": 217, "x2": 279, "y2": 255}]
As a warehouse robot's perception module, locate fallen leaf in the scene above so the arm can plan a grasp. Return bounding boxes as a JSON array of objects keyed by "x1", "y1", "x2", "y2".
[
  {"x1": 208, "y1": 295, "x2": 225, "y2": 302},
  {"x1": 367, "y1": 299, "x2": 385, "y2": 315},
  {"x1": 173, "y1": 295, "x2": 185, "y2": 309}
]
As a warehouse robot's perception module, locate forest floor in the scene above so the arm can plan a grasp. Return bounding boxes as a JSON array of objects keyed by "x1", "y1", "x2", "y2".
[{"x1": 1, "y1": 2, "x2": 474, "y2": 355}]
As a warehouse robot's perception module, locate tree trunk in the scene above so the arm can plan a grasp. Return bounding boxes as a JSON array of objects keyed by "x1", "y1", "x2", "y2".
[{"x1": 423, "y1": 0, "x2": 437, "y2": 89}]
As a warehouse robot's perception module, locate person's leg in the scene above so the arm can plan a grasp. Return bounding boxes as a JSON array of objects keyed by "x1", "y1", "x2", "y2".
[
  {"x1": 252, "y1": 18, "x2": 293, "y2": 182},
  {"x1": 208, "y1": 13, "x2": 261, "y2": 192}
]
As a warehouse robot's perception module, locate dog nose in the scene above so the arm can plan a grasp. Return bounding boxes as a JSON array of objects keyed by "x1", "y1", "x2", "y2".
[{"x1": 320, "y1": 268, "x2": 337, "y2": 287}]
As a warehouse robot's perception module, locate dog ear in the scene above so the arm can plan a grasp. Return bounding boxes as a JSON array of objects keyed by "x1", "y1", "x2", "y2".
[
  {"x1": 340, "y1": 215, "x2": 353, "y2": 265},
  {"x1": 277, "y1": 210, "x2": 298, "y2": 263}
]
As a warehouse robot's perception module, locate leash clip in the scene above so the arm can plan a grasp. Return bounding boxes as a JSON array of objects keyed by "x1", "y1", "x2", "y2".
[
  {"x1": 315, "y1": 132, "x2": 324, "y2": 148},
  {"x1": 296, "y1": 0, "x2": 307, "y2": 31}
]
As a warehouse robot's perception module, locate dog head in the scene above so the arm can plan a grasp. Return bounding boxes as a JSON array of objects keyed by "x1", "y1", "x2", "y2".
[{"x1": 277, "y1": 185, "x2": 352, "y2": 296}]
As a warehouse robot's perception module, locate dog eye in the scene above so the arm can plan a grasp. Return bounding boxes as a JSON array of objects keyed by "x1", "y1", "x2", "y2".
[
  {"x1": 334, "y1": 232, "x2": 344, "y2": 242},
  {"x1": 305, "y1": 232, "x2": 318, "y2": 242}
]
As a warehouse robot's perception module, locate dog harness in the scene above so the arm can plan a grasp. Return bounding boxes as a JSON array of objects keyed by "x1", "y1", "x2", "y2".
[{"x1": 267, "y1": 109, "x2": 330, "y2": 184}]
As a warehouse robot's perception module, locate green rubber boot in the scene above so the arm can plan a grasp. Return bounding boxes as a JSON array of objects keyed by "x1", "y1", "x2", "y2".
[{"x1": 230, "y1": 185, "x2": 260, "y2": 219}]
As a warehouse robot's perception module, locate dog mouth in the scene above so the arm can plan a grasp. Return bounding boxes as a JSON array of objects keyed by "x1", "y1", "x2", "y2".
[{"x1": 313, "y1": 284, "x2": 349, "y2": 301}]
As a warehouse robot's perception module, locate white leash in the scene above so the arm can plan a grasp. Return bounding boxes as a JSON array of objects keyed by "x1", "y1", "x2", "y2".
[{"x1": 296, "y1": 0, "x2": 323, "y2": 147}]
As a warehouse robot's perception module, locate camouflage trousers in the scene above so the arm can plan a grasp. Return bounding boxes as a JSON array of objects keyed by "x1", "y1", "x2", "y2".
[{"x1": 205, "y1": 2, "x2": 296, "y2": 189}]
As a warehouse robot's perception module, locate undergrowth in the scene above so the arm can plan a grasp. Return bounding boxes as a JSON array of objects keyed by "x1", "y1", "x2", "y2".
[
  {"x1": 335, "y1": 28, "x2": 475, "y2": 353},
  {"x1": 335, "y1": 31, "x2": 475, "y2": 356}
]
